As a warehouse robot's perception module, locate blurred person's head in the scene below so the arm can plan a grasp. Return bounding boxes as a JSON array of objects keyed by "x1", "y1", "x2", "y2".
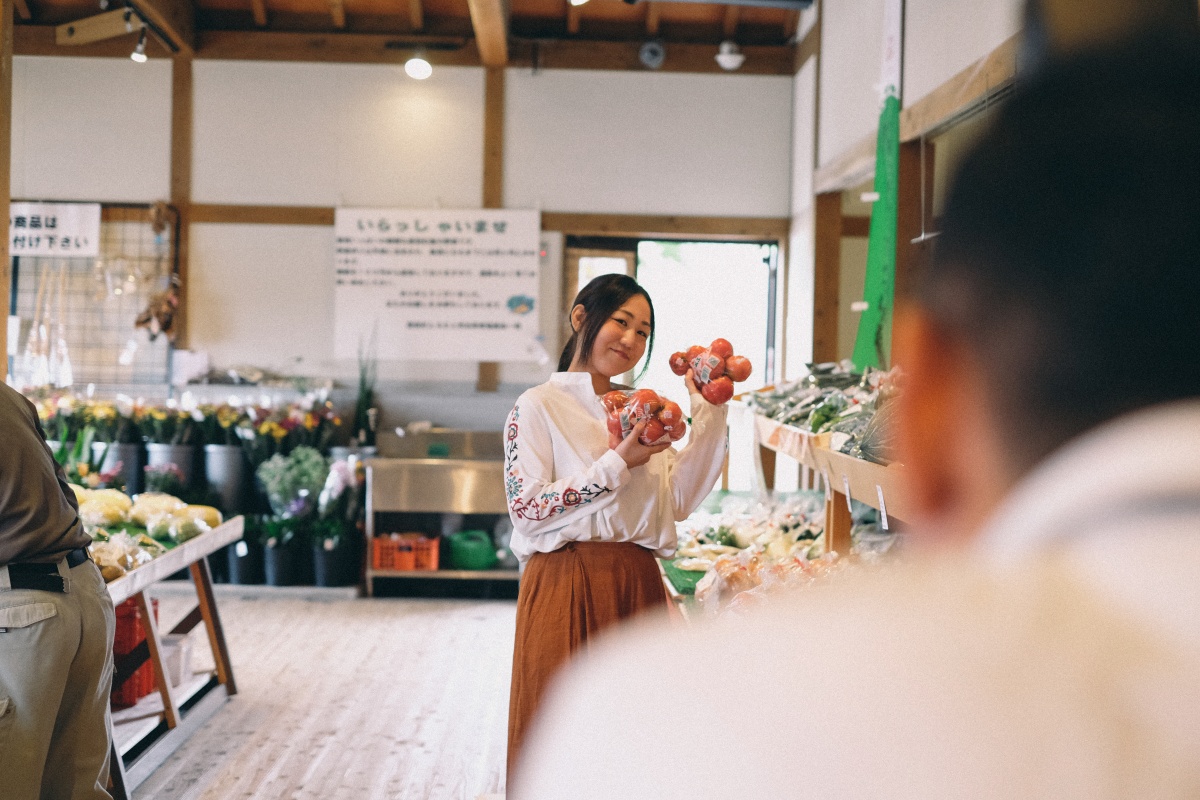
[{"x1": 894, "y1": 32, "x2": 1200, "y2": 543}]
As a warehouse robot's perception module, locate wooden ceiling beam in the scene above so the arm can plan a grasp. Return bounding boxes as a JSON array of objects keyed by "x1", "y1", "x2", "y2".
[
  {"x1": 13, "y1": 0, "x2": 31, "y2": 21},
  {"x1": 509, "y1": 38, "x2": 793, "y2": 74},
  {"x1": 465, "y1": 0, "x2": 507, "y2": 66},
  {"x1": 645, "y1": 2, "x2": 660, "y2": 36},
  {"x1": 329, "y1": 0, "x2": 345, "y2": 28},
  {"x1": 195, "y1": 29, "x2": 479, "y2": 62},
  {"x1": 566, "y1": 2, "x2": 580, "y2": 35},
  {"x1": 408, "y1": 0, "x2": 423, "y2": 32},
  {"x1": 783, "y1": 9, "x2": 799, "y2": 40},
  {"x1": 133, "y1": 0, "x2": 196, "y2": 54},
  {"x1": 251, "y1": 0, "x2": 267, "y2": 28},
  {"x1": 722, "y1": 5, "x2": 739, "y2": 38},
  {"x1": 55, "y1": 9, "x2": 142, "y2": 46}
]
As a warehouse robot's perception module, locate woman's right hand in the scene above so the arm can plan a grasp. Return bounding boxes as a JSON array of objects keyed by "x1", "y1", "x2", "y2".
[{"x1": 611, "y1": 421, "x2": 672, "y2": 468}]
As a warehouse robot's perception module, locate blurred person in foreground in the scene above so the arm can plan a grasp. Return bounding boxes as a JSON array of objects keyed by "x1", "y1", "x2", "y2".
[
  {"x1": 0, "y1": 380, "x2": 116, "y2": 800},
  {"x1": 513, "y1": 31, "x2": 1200, "y2": 799}
]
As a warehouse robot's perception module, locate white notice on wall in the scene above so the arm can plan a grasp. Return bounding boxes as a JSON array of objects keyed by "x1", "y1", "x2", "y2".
[
  {"x1": 9, "y1": 202, "x2": 101, "y2": 258},
  {"x1": 333, "y1": 208, "x2": 542, "y2": 362}
]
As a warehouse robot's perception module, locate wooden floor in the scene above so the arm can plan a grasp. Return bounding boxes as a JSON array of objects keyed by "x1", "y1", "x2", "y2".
[{"x1": 134, "y1": 584, "x2": 515, "y2": 800}]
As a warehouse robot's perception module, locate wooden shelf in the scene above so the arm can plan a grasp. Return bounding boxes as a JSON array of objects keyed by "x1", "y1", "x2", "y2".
[
  {"x1": 112, "y1": 672, "x2": 216, "y2": 756},
  {"x1": 752, "y1": 413, "x2": 829, "y2": 470},
  {"x1": 812, "y1": 447, "x2": 910, "y2": 525},
  {"x1": 367, "y1": 568, "x2": 519, "y2": 581},
  {"x1": 107, "y1": 518, "x2": 245, "y2": 605}
]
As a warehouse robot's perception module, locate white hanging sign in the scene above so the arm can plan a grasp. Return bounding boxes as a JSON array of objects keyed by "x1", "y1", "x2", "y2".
[
  {"x1": 9, "y1": 202, "x2": 101, "y2": 258},
  {"x1": 333, "y1": 208, "x2": 542, "y2": 362},
  {"x1": 880, "y1": 0, "x2": 903, "y2": 101}
]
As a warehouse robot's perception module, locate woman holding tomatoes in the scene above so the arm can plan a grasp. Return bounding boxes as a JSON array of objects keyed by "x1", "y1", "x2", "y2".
[{"x1": 504, "y1": 273, "x2": 729, "y2": 780}]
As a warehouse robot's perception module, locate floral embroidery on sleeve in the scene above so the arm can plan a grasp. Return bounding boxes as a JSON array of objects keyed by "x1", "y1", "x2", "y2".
[{"x1": 505, "y1": 404, "x2": 613, "y2": 523}]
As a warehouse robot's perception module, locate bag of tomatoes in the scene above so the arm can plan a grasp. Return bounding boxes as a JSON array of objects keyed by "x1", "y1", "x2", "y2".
[
  {"x1": 668, "y1": 337, "x2": 753, "y2": 405},
  {"x1": 601, "y1": 389, "x2": 688, "y2": 446}
]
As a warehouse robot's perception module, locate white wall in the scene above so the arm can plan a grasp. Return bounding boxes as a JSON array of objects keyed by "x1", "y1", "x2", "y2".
[
  {"x1": 817, "y1": 0, "x2": 885, "y2": 168},
  {"x1": 11, "y1": 56, "x2": 172, "y2": 202},
  {"x1": 504, "y1": 68, "x2": 794, "y2": 217},
  {"x1": 192, "y1": 61, "x2": 485, "y2": 207},
  {"x1": 785, "y1": 58, "x2": 817, "y2": 379},
  {"x1": 903, "y1": 0, "x2": 1023, "y2": 108}
]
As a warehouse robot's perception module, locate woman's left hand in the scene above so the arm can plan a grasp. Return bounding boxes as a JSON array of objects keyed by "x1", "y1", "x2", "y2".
[{"x1": 684, "y1": 368, "x2": 703, "y2": 396}]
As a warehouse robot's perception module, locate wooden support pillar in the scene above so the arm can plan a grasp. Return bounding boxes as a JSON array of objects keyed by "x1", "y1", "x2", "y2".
[
  {"x1": 135, "y1": 591, "x2": 181, "y2": 729},
  {"x1": 477, "y1": 66, "x2": 505, "y2": 393},
  {"x1": 824, "y1": 487, "x2": 853, "y2": 556},
  {"x1": 0, "y1": 0, "x2": 12, "y2": 367},
  {"x1": 895, "y1": 139, "x2": 935, "y2": 301},
  {"x1": 170, "y1": 56, "x2": 193, "y2": 348},
  {"x1": 812, "y1": 192, "x2": 841, "y2": 363}
]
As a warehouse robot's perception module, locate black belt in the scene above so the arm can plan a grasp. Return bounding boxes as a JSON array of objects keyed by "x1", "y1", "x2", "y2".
[{"x1": 3, "y1": 547, "x2": 91, "y2": 593}]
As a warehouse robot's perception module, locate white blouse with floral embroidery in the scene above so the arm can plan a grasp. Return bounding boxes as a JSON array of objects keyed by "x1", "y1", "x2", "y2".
[{"x1": 504, "y1": 371, "x2": 729, "y2": 565}]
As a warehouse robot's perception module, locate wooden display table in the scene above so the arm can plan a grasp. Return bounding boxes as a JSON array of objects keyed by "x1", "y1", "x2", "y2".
[{"x1": 105, "y1": 517, "x2": 243, "y2": 799}]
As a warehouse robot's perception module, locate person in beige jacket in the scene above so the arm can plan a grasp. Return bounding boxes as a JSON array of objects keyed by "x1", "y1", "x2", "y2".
[
  {"x1": 514, "y1": 29, "x2": 1200, "y2": 800},
  {"x1": 0, "y1": 381, "x2": 116, "y2": 800}
]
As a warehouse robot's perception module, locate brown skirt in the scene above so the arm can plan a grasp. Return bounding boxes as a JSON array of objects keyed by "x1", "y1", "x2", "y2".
[{"x1": 506, "y1": 541, "x2": 667, "y2": 782}]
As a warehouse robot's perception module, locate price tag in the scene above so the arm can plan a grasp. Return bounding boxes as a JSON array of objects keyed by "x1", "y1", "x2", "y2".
[
  {"x1": 842, "y1": 475, "x2": 853, "y2": 513},
  {"x1": 876, "y1": 484, "x2": 890, "y2": 531},
  {"x1": 235, "y1": 541, "x2": 249, "y2": 558}
]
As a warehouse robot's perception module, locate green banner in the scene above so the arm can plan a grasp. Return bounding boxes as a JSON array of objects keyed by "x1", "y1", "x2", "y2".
[{"x1": 851, "y1": 93, "x2": 901, "y2": 371}]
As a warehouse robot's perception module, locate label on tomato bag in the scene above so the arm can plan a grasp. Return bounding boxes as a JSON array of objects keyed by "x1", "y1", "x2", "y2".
[{"x1": 690, "y1": 353, "x2": 723, "y2": 384}]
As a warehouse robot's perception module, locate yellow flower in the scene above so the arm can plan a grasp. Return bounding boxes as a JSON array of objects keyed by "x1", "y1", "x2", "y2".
[{"x1": 77, "y1": 463, "x2": 90, "y2": 477}]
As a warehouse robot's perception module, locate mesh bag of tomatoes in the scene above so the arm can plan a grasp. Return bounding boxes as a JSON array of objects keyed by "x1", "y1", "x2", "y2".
[
  {"x1": 601, "y1": 389, "x2": 688, "y2": 446},
  {"x1": 668, "y1": 338, "x2": 753, "y2": 405}
]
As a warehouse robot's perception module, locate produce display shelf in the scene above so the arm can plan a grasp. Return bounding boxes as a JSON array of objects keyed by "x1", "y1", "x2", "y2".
[
  {"x1": 751, "y1": 412, "x2": 829, "y2": 470},
  {"x1": 103, "y1": 518, "x2": 243, "y2": 800},
  {"x1": 367, "y1": 568, "x2": 520, "y2": 581}
]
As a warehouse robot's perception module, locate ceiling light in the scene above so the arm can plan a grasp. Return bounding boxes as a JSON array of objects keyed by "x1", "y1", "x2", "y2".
[
  {"x1": 639, "y1": 40, "x2": 665, "y2": 70},
  {"x1": 715, "y1": 40, "x2": 745, "y2": 71},
  {"x1": 569, "y1": 0, "x2": 589, "y2": 6},
  {"x1": 130, "y1": 28, "x2": 147, "y2": 63},
  {"x1": 405, "y1": 55, "x2": 433, "y2": 80}
]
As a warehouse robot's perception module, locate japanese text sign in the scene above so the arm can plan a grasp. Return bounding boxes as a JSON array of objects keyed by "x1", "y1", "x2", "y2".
[
  {"x1": 9, "y1": 202, "x2": 101, "y2": 258},
  {"x1": 333, "y1": 208, "x2": 541, "y2": 362}
]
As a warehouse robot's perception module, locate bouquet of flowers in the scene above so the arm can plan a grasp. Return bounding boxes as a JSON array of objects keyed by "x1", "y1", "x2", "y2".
[
  {"x1": 255, "y1": 446, "x2": 329, "y2": 520},
  {"x1": 34, "y1": 393, "x2": 84, "y2": 446},
  {"x1": 82, "y1": 398, "x2": 142, "y2": 444},
  {"x1": 238, "y1": 398, "x2": 341, "y2": 469},
  {"x1": 314, "y1": 456, "x2": 364, "y2": 548},
  {"x1": 59, "y1": 427, "x2": 125, "y2": 491},
  {"x1": 196, "y1": 403, "x2": 245, "y2": 446},
  {"x1": 144, "y1": 462, "x2": 187, "y2": 496},
  {"x1": 142, "y1": 406, "x2": 199, "y2": 445}
]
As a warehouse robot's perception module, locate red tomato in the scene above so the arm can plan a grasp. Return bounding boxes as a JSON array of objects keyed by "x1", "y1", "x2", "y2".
[
  {"x1": 701, "y1": 376, "x2": 734, "y2": 405},
  {"x1": 607, "y1": 414, "x2": 625, "y2": 441},
  {"x1": 725, "y1": 355, "x2": 752, "y2": 382},
  {"x1": 629, "y1": 389, "x2": 663, "y2": 417},
  {"x1": 659, "y1": 400, "x2": 684, "y2": 428},
  {"x1": 601, "y1": 390, "x2": 628, "y2": 413},
  {"x1": 668, "y1": 422, "x2": 687, "y2": 441},
  {"x1": 709, "y1": 338, "x2": 734, "y2": 359},
  {"x1": 640, "y1": 418, "x2": 667, "y2": 445},
  {"x1": 668, "y1": 352, "x2": 690, "y2": 376},
  {"x1": 685, "y1": 345, "x2": 706, "y2": 361}
]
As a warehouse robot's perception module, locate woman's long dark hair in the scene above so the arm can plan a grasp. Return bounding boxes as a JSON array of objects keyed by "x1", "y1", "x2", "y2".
[{"x1": 558, "y1": 274, "x2": 655, "y2": 383}]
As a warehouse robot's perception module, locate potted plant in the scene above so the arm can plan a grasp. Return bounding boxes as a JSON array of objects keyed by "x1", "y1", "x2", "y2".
[
  {"x1": 199, "y1": 403, "x2": 249, "y2": 515},
  {"x1": 85, "y1": 398, "x2": 144, "y2": 494},
  {"x1": 312, "y1": 456, "x2": 364, "y2": 587},
  {"x1": 35, "y1": 393, "x2": 83, "y2": 456},
  {"x1": 142, "y1": 405, "x2": 200, "y2": 488},
  {"x1": 58, "y1": 426, "x2": 125, "y2": 492},
  {"x1": 255, "y1": 446, "x2": 328, "y2": 586}
]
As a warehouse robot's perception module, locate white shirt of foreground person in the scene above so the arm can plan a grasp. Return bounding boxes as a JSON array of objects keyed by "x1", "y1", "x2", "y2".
[
  {"x1": 505, "y1": 372, "x2": 728, "y2": 564},
  {"x1": 515, "y1": 401, "x2": 1200, "y2": 799}
]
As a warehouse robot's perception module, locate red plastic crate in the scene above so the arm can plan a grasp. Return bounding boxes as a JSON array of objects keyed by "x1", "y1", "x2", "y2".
[
  {"x1": 111, "y1": 597, "x2": 158, "y2": 709},
  {"x1": 372, "y1": 534, "x2": 439, "y2": 571}
]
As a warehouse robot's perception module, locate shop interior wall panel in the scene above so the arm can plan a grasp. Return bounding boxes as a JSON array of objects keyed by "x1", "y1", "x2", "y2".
[
  {"x1": 11, "y1": 56, "x2": 171, "y2": 203},
  {"x1": 902, "y1": 0, "x2": 1022, "y2": 111},
  {"x1": 816, "y1": 0, "x2": 884, "y2": 169},
  {"x1": 503, "y1": 68, "x2": 793, "y2": 218},
  {"x1": 784, "y1": 58, "x2": 818, "y2": 375},
  {"x1": 191, "y1": 61, "x2": 485, "y2": 208}
]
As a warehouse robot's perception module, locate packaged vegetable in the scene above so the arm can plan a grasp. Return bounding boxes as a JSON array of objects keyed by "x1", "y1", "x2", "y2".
[
  {"x1": 667, "y1": 338, "x2": 752, "y2": 405},
  {"x1": 601, "y1": 388, "x2": 687, "y2": 445},
  {"x1": 129, "y1": 492, "x2": 186, "y2": 526}
]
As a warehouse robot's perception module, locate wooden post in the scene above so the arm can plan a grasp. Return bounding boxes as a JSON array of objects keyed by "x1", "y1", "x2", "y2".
[
  {"x1": 824, "y1": 487, "x2": 852, "y2": 556},
  {"x1": 812, "y1": 192, "x2": 841, "y2": 363},
  {"x1": 477, "y1": 66, "x2": 505, "y2": 392},
  {"x1": 170, "y1": 56, "x2": 193, "y2": 348},
  {"x1": 135, "y1": 592, "x2": 182, "y2": 729},
  {"x1": 190, "y1": 557, "x2": 238, "y2": 694},
  {"x1": 895, "y1": 139, "x2": 935, "y2": 301},
  {"x1": 0, "y1": 0, "x2": 12, "y2": 367}
]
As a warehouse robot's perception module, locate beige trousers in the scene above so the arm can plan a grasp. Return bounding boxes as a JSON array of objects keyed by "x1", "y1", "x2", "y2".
[{"x1": 0, "y1": 558, "x2": 116, "y2": 800}]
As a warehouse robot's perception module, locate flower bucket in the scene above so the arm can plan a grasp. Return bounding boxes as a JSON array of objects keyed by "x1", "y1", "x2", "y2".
[
  {"x1": 204, "y1": 444, "x2": 247, "y2": 515},
  {"x1": 227, "y1": 539, "x2": 265, "y2": 585},
  {"x1": 146, "y1": 443, "x2": 198, "y2": 488},
  {"x1": 264, "y1": 538, "x2": 314, "y2": 586},
  {"x1": 93, "y1": 442, "x2": 143, "y2": 494},
  {"x1": 313, "y1": 539, "x2": 359, "y2": 587}
]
